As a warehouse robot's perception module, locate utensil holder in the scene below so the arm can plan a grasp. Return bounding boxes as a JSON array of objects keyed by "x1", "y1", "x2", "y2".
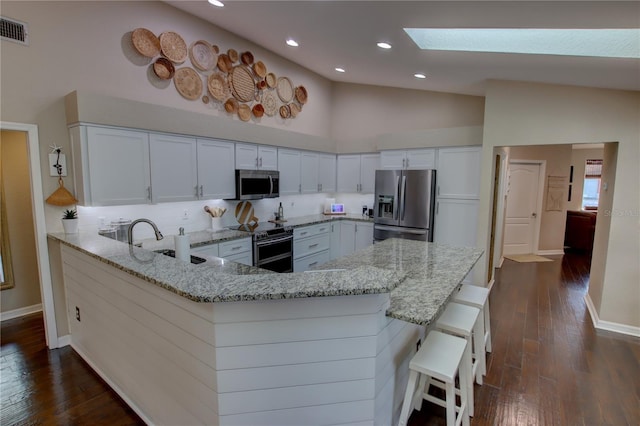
[{"x1": 211, "y1": 217, "x2": 224, "y2": 231}]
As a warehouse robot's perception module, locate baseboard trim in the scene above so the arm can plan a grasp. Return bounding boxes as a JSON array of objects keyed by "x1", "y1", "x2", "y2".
[
  {"x1": 57, "y1": 334, "x2": 71, "y2": 348},
  {"x1": 0, "y1": 303, "x2": 43, "y2": 322},
  {"x1": 584, "y1": 294, "x2": 640, "y2": 338},
  {"x1": 536, "y1": 249, "x2": 565, "y2": 256},
  {"x1": 70, "y1": 342, "x2": 154, "y2": 425},
  {"x1": 498, "y1": 257, "x2": 504, "y2": 268},
  {"x1": 487, "y1": 278, "x2": 495, "y2": 292}
]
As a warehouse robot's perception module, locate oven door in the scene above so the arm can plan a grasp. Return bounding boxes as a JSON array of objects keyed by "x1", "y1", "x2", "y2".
[{"x1": 254, "y1": 235, "x2": 293, "y2": 273}]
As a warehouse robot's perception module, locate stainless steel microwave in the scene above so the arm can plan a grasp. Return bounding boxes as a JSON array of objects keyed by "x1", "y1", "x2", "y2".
[{"x1": 230, "y1": 169, "x2": 280, "y2": 200}]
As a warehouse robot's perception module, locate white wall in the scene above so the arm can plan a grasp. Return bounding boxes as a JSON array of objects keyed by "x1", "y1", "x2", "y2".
[{"x1": 479, "y1": 80, "x2": 640, "y2": 329}]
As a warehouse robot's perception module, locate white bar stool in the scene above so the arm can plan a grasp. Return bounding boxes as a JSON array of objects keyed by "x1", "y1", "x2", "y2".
[
  {"x1": 454, "y1": 284, "x2": 492, "y2": 353},
  {"x1": 435, "y1": 302, "x2": 484, "y2": 416},
  {"x1": 398, "y1": 330, "x2": 470, "y2": 426}
]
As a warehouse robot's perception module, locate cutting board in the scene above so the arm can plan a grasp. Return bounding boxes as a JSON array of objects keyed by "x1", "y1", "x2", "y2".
[{"x1": 235, "y1": 200, "x2": 259, "y2": 226}]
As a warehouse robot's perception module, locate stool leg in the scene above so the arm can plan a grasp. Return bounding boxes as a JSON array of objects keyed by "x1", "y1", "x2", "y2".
[
  {"x1": 445, "y1": 380, "x2": 456, "y2": 426},
  {"x1": 458, "y1": 356, "x2": 470, "y2": 426},
  {"x1": 485, "y1": 300, "x2": 492, "y2": 353},
  {"x1": 398, "y1": 370, "x2": 419, "y2": 426},
  {"x1": 462, "y1": 340, "x2": 474, "y2": 417},
  {"x1": 414, "y1": 373, "x2": 428, "y2": 411},
  {"x1": 473, "y1": 318, "x2": 486, "y2": 384}
]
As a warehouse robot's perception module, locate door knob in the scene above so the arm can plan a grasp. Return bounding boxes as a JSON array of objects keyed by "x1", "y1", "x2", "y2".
[{"x1": 532, "y1": 212, "x2": 537, "y2": 217}]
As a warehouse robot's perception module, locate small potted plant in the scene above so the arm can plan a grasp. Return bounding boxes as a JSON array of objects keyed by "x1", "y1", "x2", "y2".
[{"x1": 62, "y1": 208, "x2": 79, "y2": 234}]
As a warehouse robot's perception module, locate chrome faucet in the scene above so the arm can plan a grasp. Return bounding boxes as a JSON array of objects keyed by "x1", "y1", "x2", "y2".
[{"x1": 127, "y1": 218, "x2": 164, "y2": 245}]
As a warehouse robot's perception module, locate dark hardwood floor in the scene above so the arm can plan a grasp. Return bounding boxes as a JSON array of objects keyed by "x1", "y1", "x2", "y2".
[{"x1": 1, "y1": 251, "x2": 638, "y2": 425}]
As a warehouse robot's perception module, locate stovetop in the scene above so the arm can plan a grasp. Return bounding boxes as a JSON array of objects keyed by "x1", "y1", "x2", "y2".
[{"x1": 229, "y1": 222, "x2": 293, "y2": 240}]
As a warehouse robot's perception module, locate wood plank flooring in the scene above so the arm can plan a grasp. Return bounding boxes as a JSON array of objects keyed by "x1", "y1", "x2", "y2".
[{"x1": 1, "y1": 251, "x2": 638, "y2": 425}]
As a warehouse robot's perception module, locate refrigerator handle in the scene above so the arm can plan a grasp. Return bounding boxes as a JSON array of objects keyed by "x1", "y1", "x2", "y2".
[
  {"x1": 400, "y1": 175, "x2": 407, "y2": 220},
  {"x1": 394, "y1": 175, "x2": 400, "y2": 220}
]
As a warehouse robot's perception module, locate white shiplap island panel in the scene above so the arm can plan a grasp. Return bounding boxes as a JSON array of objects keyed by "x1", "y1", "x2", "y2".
[{"x1": 52, "y1": 230, "x2": 482, "y2": 425}]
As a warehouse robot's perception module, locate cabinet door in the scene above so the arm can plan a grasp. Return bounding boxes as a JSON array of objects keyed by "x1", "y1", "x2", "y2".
[
  {"x1": 355, "y1": 222, "x2": 374, "y2": 251},
  {"x1": 329, "y1": 221, "x2": 341, "y2": 260},
  {"x1": 224, "y1": 251, "x2": 253, "y2": 266},
  {"x1": 86, "y1": 126, "x2": 151, "y2": 206},
  {"x1": 197, "y1": 139, "x2": 235, "y2": 199},
  {"x1": 278, "y1": 149, "x2": 301, "y2": 195},
  {"x1": 380, "y1": 150, "x2": 407, "y2": 169},
  {"x1": 191, "y1": 243, "x2": 219, "y2": 257},
  {"x1": 337, "y1": 155, "x2": 361, "y2": 193},
  {"x1": 339, "y1": 221, "x2": 356, "y2": 257},
  {"x1": 149, "y1": 133, "x2": 198, "y2": 203},
  {"x1": 293, "y1": 250, "x2": 330, "y2": 272},
  {"x1": 300, "y1": 152, "x2": 319, "y2": 193},
  {"x1": 318, "y1": 154, "x2": 336, "y2": 193},
  {"x1": 437, "y1": 147, "x2": 481, "y2": 199},
  {"x1": 434, "y1": 199, "x2": 479, "y2": 247},
  {"x1": 235, "y1": 143, "x2": 258, "y2": 169},
  {"x1": 258, "y1": 146, "x2": 278, "y2": 170},
  {"x1": 359, "y1": 154, "x2": 380, "y2": 193},
  {"x1": 406, "y1": 148, "x2": 436, "y2": 170}
]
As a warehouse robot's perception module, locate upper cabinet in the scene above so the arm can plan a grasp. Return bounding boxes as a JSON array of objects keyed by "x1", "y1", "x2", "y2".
[
  {"x1": 197, "y1": 139, "x2": 236, "y2": 200},
  {"x1": 235, "y1": 143, "x2": 277, "y2": 170},
  {"x1": 70, "y1": 125, "x2": 151, "y2": 206},
  {"x1": 279, "y1": 149, "x2": 337, "y2": 195},
  {"x1": 149, "y1": 133, "x2": 198, "y2": 203},
  {"x1": 436, "y1": 147, "x2": 481, "y2": 199},
  {"x1": 278, "y1": 149, "x2": 302, "y2": 196},
  {"x1": 337, "y1": 153, "x2": 379, "y2": 193},
  {"x1": 317, "y1": 153, "x2": 337, "y2": 193},
  {"x1": 380, "y1": 148, "x2": 436, "y2": 170},
  {"x1": 300, "y1": 151, "x2": 319, "y2": 194}
]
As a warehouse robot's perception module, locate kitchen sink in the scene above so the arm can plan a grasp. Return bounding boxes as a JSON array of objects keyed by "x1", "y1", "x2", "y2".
[{"x1": 153, "y1": 249, "x2": 207, "y2": 265}]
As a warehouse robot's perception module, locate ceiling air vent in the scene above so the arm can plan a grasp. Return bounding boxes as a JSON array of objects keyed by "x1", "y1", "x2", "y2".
[{"x1": 1, "y1": 16, "x2": 29, "y2": 45}]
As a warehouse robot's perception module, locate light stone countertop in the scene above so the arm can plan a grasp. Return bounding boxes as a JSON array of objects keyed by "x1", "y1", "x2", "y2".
[{"x1": 49, "y1": 214, "x2": 482, "y2": 325}]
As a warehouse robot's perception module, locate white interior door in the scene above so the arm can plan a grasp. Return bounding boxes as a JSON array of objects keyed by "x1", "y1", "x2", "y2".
[{"x1": 503, "y1": 162, "x2": 541, "y2": 255}]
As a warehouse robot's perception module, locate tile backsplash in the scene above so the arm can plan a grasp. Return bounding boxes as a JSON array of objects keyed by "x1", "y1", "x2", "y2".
[{"x1": 76, "y1": 193, "x2": 374, "y2": 240}]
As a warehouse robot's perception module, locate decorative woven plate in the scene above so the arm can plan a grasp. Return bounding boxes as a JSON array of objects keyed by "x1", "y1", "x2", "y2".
[
  {"x1": 252, "y1": 103, "x2": 265, "y2": 118},
  {"x1": 276, "y1": 77, "x2": 294, "y2": 103},
  {"x1": 289, "y1": 102, "x2": 301, "y2": 118},
  {"x1": 224, "y1": 98, "x2": 239, "y2": 114},
  {"x1": 227, "y1": 49, "x2": 239, "y2": 63},
  {"x1": 266, "y1": 72, "x2": 277, "y2": 88},
  {"x1": 174, "y1": 67, "x2": 202, "y2": 100},
  {"x1": 189, "y1": 40, "x2": 216, "y2": 71},
  {"x1": 132, "y1": 28, "x2": 160, "y2": 58},
  {"x1": 238, "y1": 104, "x2": 251, "y2": 122},
  {"x1": 279, "y1": 104, "x2": 291, "y2": 119},
  {"x1": 153, "y1": 57, "x2": 175, "y2": 80},
  {"x1": 230, "y1": 65, "x2": 255, "y2": 102},
  {"x1": 241, "y1": 51, "x2": 254, "y2": 65},
  {"x1": 207, "y1": 73, "x2": 228, "y2": 101},
  {"x1": 262, "y1": 90, "x2": 277, "y2": 116},
  {"x1": 159, "y1": 31, "x2": 187, "y2": 64},
  {"x1": 217, "y1": 54, "x2": 232, "y2": 73},
  {"x1": 295, "y1": 85, "x2": 308, "y2": 104},
  {"x1": 211, "y1": 44, "x2": 220, "y2": 54},
  {"x1": 253, "y1": 60, "x2": 267, "y2": 78}
]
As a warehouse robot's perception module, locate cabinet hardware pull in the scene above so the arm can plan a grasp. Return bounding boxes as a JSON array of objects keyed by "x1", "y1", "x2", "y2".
[
  {"x1": 309, "y1": 261, "x2": 318, "y2": 266},
  {"x1": 259, "y1": 157, "x2": 263, "y2": 167},
  {"x1": 436, "y1": 202, "x2": 439, "y2": 215},
  {"x1": 147, "y1": 186, "x2": 152, "y2": 201},
  {"x1": 195, "y1": 186, "x2": 199, "y2": 197},
  {"x1": 402, "y1": 158, "x2": 406, "y2": 168},
  {"x1": 301, "y1": 232, "x2": 307, "y2": 236},
  {"x1": 407, "y1": 158, "x2": 410, "y2": 168},
  {"x1": 309, "y1": 243, "x2": 319, "y2": 248}
]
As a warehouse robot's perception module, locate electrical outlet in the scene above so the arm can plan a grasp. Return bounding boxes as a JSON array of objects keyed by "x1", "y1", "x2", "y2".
[
  {"x1": 75, "y1": 306, "x2": 81, "y2": 322},
  {"x1": 182, "y1": 209, "x2": 189, "y2": 220}
]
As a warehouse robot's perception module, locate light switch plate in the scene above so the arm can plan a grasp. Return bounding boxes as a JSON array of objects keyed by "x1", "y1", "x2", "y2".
[{"x1": 49, "y1": 153, "x2": 67, "y2": 177}]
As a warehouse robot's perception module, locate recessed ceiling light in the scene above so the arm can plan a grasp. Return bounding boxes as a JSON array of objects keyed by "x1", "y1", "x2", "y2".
[
  {"x1": 335, "y1": 67, "x2": 345, "y2": 73},
  {"x1": 414, "y1": 73, "x2": 426, "y2": 79},
  {"x1": 377, "y1": 42, "x2": 392, "y2": 49},
  {"x1": 404, "y1": 28, "x2": 640, "y2": 59},
  {"x1": 286, "y1": 39, "x2": 299, "y2": 47},
  {"x1": 207, "y1": 0, "x2": 224, "y2": 7}
]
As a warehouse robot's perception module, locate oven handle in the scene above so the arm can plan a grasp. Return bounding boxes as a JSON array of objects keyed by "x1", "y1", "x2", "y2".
[{"x1": 255, "y1": 235, "x2": 293, "y2": 247}]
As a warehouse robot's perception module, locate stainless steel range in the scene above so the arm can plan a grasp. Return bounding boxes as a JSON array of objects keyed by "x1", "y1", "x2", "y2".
[{"x1": 230, "y1": 222, "x2": 293, "y2": 273}]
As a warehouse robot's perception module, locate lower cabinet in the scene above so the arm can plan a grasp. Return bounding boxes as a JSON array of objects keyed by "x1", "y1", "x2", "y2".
[
  {"x1": 339, "y1": 221, "x2": 374, "y2": 257},
  {"x1": 191, "y1": 237, "x2": 253, "y2": 266},
  {"x1": 329, "y1": 222, "x2": 341, "y2": 260},
  {"x1": 191, "y1": 243, "x2": 219, "y2": 257},
  {"x1": 293, "y1": 223, "x2": 331, "y2": 272}
]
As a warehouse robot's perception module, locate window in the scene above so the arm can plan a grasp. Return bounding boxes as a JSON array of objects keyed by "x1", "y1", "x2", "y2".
[{"x1": 582, "y1": 159, "x2": 602, "y2": 210}]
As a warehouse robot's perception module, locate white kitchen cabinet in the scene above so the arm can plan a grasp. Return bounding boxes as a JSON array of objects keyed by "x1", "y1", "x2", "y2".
[
  {"x1": 191, "y1": 243, "x2": 219, "y2": 257},
  {"x1": 300, "y1": 152, "x2": 319, "y2": 193},
  {"x1": 318, "y1": 154, "x2": 337, "y2": 193},
  {"x1": 236, "y1": 143, "x2": 277, "y2": 170},
  {"x1": 293, "y1": 223, "x2": 331, "y2": 272},
  {"x1": 434, "y1": 199, "x2": 478, "y2": 247},
  {"x1": 329, "y1": 221, "x2": 341, "y2": 260},
  {"x1": 224, "y1": 251, "x2": 253, "y2": 266},
  {"x1": 197, "y1": 139, "x2": 235, "y2": 199},
  {"x1": 149, "y1": 133, "x2": 198, "y2": 203},
  {"x1": 294, "y1": 250, "x2": 330, "y2": 273},
  {"x1": 380, "y1": 148, "x2": 436, "y2": 170},
  {"x1": 436, "y1": 147, "x2": 481, "y2": 199},
  {"x1": 70, "y1": 125, "x2": 151, "y2": 206},
  {"x1": 278, "y1": 149, "x2": 302, "y2": 195},
  {"x1": 336, "y1": 153, "x2": 380, "y2": 193},
  {"x1": 339, "y1": 221, "x2": 374, "y2": 257},
  {"x1": 218, "y1": 237, "x2": 252, "y2": 258}
]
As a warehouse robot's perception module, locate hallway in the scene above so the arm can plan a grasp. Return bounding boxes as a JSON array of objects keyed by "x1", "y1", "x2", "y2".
[{"x1": 1, "y1": 252, "x2": 638, "y2": 425}]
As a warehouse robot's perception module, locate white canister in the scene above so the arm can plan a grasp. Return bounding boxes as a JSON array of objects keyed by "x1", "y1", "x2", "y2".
[{"x1": 211, "y1": 217, "x2": 224, "y2": 231}]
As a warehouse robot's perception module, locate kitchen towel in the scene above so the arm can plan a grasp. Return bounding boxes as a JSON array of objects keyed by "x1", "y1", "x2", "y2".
[{"x1": 174, "y1": 234, "x2": 190, "y2": 262}]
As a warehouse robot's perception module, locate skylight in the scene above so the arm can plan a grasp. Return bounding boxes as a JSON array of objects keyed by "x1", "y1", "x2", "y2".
[{"x1": 404, "y1": 28, "x2": 640, "y2": 59}]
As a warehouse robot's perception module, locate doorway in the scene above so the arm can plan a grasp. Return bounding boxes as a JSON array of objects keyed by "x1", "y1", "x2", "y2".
[
  {"x1": 503, "y1": 160, "x2": 545, "y2": 255},
  {"x1": 0, "y1": 122, "x2": 58, "y2": 348}
]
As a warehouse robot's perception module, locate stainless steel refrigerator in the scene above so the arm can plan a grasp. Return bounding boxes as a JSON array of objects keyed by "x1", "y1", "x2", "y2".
[{"x1": 373, "y1": 169, "x2": 436, "y2": 242}]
